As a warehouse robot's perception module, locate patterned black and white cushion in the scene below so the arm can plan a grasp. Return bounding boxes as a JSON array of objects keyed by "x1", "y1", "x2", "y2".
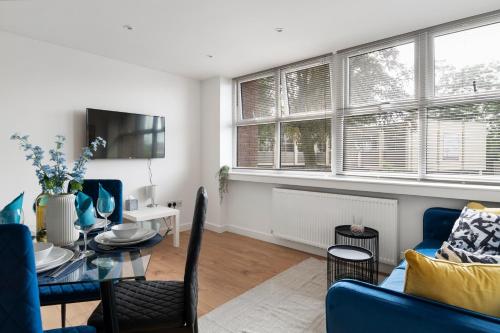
[
  {"x1": 436, "y1": 241, "x2": 500, "y2": 264},
  {"x1": 446, "y1": 207, "x2": 500, "y2": 255}
]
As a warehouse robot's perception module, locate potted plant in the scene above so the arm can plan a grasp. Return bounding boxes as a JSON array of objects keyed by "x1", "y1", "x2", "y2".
[
  {"x1": 217, "y1": 165, "x2": 230, "y2": 204},
  {"x1": 11, "y1": 133, "x2": 106, "y2": 245}
]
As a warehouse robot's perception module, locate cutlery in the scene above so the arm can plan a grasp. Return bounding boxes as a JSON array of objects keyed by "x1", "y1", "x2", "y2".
[{"x1": 48, "y1": 250, "x2": 83, "y2": 279}]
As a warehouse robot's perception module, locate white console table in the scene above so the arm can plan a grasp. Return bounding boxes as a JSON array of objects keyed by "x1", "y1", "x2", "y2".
[{"x1": 123, "y1": 206, "x2": 180, "y2": 247}]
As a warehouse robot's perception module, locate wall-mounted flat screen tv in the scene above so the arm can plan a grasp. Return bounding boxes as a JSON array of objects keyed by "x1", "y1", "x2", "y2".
[{"x1": 86, "y1": 108, "x2": 165, "y2": 159}]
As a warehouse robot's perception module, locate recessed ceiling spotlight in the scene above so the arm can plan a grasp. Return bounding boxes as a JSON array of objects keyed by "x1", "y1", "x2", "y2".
[
  {"x1": 275, "y1": 27, "x2": 284, "y2": 33},
  {"x1": 122, "y1": 24, "x2": 134, "y2": 31},
  {"x1": 206, "y1": 54, "x2": 214, "y2": 59}
]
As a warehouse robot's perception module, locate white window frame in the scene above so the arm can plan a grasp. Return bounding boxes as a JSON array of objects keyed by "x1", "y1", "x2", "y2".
[
  {"x1": 232, "y1": 10, "x2": 500, "y2": 184},
  {"x1": 233, "y1": 56, "x2": 334, "y2": 171},
  {"x1": 423, "y1": 15, "x2": 500, "y2": 183},
  {"x1": 337, "y1": 36, "x2": 422, "y2": 180},
  {"x1": 335, "y1": 12, "x2": 500, "y2": 184}
]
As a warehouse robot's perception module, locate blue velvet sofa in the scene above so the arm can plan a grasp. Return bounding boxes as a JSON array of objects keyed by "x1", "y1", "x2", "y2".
[{"x1": 326, "y1": 207, "x2": 500, "y2": 333}]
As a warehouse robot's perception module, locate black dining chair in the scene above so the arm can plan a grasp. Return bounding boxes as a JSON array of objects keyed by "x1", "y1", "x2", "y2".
[{"x1": 88, "y1": 186, "x2": 207, "y2": 333}]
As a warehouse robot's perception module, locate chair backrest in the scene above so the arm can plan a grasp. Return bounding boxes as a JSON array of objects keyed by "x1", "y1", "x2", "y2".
[
  {"x1": 423, "y1": 207, "x2": 462, "y2": 242},
  {"x1": 0, "y1": 224, "x2": 43, "y2": 333},
  {"x1": 183, "y1": 187, "x2": 207, "y2": 325},
  {"x1": 82, "y1": 179, "x2": 123, "y2": 224}
]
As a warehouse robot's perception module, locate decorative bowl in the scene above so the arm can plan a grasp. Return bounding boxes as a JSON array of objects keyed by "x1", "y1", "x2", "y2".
[
  {"x1": 111, "y1": 224, "x2": 139, "y2": 239},
  {"x1": 34, "y1": 242, "x2": 54, "y2": 264}
]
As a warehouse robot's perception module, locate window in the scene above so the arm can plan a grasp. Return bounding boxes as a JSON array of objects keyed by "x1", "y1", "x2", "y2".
[
  {"x1": 236, "y1": 124, "x2": 275, "y2": 168},
  {"x1": 280, "y1": 119, "x2": 331, "y2": 170},
  {"x1": 342, "y1": 110, "x2": 419, "y2": 174},
  {"x1": 284, "y1": 63, "x2": 332, "y2": 115},
  {"x1": 340, "y1": 41, "x2": 419, "y2": 176},
  {"x1": 240, "y1": 75, "x2": 277, "y2": 119},
  {"x1": 426, "y1": 102, "x2": 500, "y2": 178},
  {"x1": 348, "y1": 43, "x2": 415, "y2": 106},
  {"x1": 235, "y1": 56, "x2": 333, "y2": 171},
  {"x1": 233, "y1": 12, "x2": 500, "y2": 183},
  {"x1": 427, "y1": 21, "x2": 500, "y2": 180},
  {"x1": 434, "y1": 22, "x2": 500, "y2": 97}
]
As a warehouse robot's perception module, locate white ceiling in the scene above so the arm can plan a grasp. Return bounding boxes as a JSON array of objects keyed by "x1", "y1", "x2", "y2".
[{"x1": 0, "y1": 0, "x2": 499, "y2": 80}]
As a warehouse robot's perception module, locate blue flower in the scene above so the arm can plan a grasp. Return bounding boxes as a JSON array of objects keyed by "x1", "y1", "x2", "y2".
[{"x1": 12, "y1": 133, "x2": 106, "y2": 195}]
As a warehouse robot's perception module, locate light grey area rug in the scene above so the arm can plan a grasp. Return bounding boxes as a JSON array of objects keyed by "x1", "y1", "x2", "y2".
[{"x1": 199, "y1": 258, "x2": 326, "y2": 333}]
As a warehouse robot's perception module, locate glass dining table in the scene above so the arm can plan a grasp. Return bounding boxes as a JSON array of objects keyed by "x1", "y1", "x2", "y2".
[{"x1": 37, "y1": 219, "x2": 169, "y2": 333}]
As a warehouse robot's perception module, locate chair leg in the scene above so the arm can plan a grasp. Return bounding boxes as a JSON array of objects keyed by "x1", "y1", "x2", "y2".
[
  {"x1": 61, "y1": 303, "x2": 66, "y2": 328},
  {"x1": 193, "y1": 317, "x2": 198, "y2": 333}
]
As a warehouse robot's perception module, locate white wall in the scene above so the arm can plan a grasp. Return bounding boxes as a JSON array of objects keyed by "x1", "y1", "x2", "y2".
[
  {"x1": 200, "y1": 77, "x2": 232, "y2": 229},
  {"x1": 0, "y1": 31, "x2": 201, "y2": 229},
  {"x1": 224, "y1": 181, "x2": 468, "y2": 257},
  {"x1": 201, "y1": 78, "x2": 222, "y2": 226}
]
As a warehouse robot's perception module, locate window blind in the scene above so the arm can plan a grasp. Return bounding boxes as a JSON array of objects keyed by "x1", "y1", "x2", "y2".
[
  {"x1": 348, "y1": 42, "x2": 415, "y2": 106},
  {"x1": 240, "y1": 75, "x2": 276, "y2": 119},
  {"x1": 237, "y1": 124, "x2": 275, "y2": 168},
  {"x1": 426, "y1": 101, "x2": 500, "y2": 177},
  {"x1": 341, "y1": 41, "x2": 418, "y2": 175},
  {"x1": 342, "y1": 109, "x2": 419, "y2": 174},
  {"x1": 284, "y1": 63, "x2": 332, "y2": 114},
  {"x1": 280, "y1": 119, "x2": 331, "y2": 170},
  {"x1": 235, "y1": 56, "x2": 333, "y2": 171},
  {"x1": 434, "y1": 22, "x2": 500, "y2": 97}
]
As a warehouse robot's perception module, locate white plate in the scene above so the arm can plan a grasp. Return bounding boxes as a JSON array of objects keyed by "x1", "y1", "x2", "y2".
[
  {"x1": 36, "y1": 248, "x2": 74, "y2": 274},
  {"x1": 105, "y1": 228, "x2": 150, "y2": 243},
  {"x1": 36, "y1": 246, "x2": 66, "y2": 269},
  {"x1": 94, "y1": 230, "x2": 157, "y2": 246}
]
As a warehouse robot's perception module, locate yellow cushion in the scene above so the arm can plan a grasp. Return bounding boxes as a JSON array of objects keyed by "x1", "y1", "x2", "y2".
[
  {"x1": 467, "y1": 202, "x2": 500, "y2": 215},
  {"x1": 404, "y1": 250, "x2": 500, "y2": 317}
]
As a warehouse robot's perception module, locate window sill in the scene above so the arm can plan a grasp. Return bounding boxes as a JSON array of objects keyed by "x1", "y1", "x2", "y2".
[{"x1": 228, "y1": 169, "x2": 500, "y2": 201}]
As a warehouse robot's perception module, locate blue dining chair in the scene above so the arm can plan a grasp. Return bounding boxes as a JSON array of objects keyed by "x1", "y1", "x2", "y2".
[
  {"x1": 39, "y1": 179, "x2": 123, "y2": 327},
  {"x1": 0, "y1": 223, "x2": 95, "y2": 333}
]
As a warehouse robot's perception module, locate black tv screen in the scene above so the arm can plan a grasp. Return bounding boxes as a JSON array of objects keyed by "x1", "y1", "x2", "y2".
[{"x1": 86, "y1": 108, "x2": 165, "y2": 159}]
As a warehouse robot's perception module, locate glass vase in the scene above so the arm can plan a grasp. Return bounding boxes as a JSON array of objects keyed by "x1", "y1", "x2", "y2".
[{"x1": 35, "y1": 193, "x2": 49, "y2": 242}]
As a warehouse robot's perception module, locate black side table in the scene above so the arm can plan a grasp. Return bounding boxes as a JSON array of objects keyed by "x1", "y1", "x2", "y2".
[
  {"x1": 335, "y1": 225, "x2": 379, "y2": 282},
  {"x1": 327, "y1": 245, "x2": 374, "y2": 287}
]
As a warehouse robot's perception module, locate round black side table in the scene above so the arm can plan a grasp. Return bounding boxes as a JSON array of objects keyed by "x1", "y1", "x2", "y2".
[
  {"x1": 335, "y1": 225, "x2": 379, "y2": 283},
  {"x1": 327, "y1": 245, "x2": 374, "y2": 287}
]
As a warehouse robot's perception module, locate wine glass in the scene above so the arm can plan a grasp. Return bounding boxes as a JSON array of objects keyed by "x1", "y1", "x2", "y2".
[
  {"x1": 74, "y1": 219, "x2": 95, "y2": 257},
  {"x1": 97, "y1": 197, "x2": 115, "y2": 232}
]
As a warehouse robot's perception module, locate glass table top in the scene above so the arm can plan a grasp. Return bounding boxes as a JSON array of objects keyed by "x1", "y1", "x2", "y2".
[{"x1": 37, "y1": 220, "x2": 169, "y2": 286}]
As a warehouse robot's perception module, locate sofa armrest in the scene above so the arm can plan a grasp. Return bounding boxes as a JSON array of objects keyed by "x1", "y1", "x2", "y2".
[{"x1": 326, "y1": 280, "x2": 499, "y2": 333}]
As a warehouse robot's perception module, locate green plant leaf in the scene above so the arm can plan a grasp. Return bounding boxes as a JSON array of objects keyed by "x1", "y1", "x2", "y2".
[{"x1": 68, "y1": 180, "x2": 83, "y2": 194}]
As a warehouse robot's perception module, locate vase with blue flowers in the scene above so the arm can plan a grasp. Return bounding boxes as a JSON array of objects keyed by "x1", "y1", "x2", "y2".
[{"x1": 11, "y1": 133, "x2": 106, "y2": 245}]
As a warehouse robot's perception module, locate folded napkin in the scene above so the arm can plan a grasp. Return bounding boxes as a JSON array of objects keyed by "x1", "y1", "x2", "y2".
[
  {"x1": 75, "y1": 192, "x2": 96, "y2": 228},
  {"x1": 0, "y1": 192, "x2": 24, "y2": 224},
  {"x1": 98, "y1": 183, "x2": 114, "y2": 212}
]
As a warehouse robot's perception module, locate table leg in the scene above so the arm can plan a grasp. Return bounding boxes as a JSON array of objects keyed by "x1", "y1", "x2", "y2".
[
  {"x1": 173, "y1": 213, "x2": 180, "y2": 248},
  {"x1": 100, "y1": 280, "x2": 119, "y2": 333},
  {"x1": 129, "y1": 250, "x2": 146, "y2": 281}
]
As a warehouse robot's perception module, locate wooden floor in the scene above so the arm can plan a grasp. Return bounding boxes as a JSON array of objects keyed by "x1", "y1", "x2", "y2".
[{"x1": 41, "y1": 230, "x2": 320, "y2": 330}]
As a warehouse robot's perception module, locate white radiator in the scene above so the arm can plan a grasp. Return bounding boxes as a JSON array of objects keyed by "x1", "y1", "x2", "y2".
[{"x1": 271, "y1": 188, "x2": 399, "y2": 265}]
